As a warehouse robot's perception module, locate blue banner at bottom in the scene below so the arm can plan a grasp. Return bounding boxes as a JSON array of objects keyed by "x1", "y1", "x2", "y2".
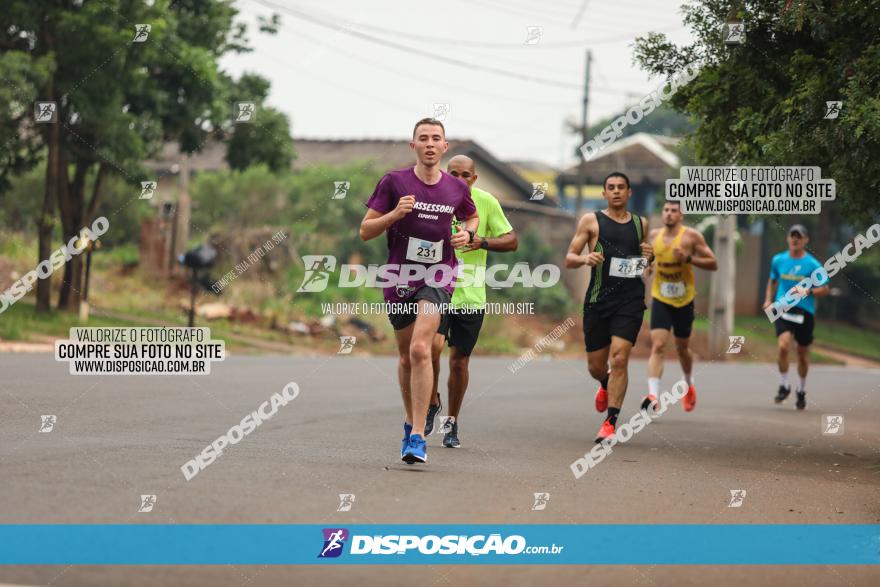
[{"x1": 0, "y1": 525, "x2": 878, "y2": 565}]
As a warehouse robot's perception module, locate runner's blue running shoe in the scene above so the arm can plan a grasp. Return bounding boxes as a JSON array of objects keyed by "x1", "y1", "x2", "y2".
[
  {"x1": 402, "y1": 433, "x2": 427, "y2": 464},
  {"x1": 401, "y1": 422, "x2": 413, "y2": 458}
]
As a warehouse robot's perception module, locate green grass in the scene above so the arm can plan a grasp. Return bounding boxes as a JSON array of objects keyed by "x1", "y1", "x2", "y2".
[
  {"x1": 0, "y1": 301, "x2": 145, "y2": 341},
  {"x1": 651, "y1": 310, "x2": 844, "y2": 364},
  {"x1": 94, "y1": 243, "x2": 140, "y2": 267},
  {"x1": 0, "y1": 232, "x2": 35, "y2": 264},
  {"x1": 0, "y1": 301, "x2": 292, "y2": 353},
  {"x1": 733, "y1": 315, "x2": 880, "y2": 361}
]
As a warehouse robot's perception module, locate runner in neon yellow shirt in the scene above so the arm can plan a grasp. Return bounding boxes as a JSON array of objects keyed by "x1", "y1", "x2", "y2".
[{"x1": 424, "y1": 155, "x2": 518, "y2": 448}]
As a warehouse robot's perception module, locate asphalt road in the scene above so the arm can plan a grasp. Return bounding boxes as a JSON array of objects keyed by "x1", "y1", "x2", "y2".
[{"x1": 1, "y1": 352, "x2": 879, "y2": 586}]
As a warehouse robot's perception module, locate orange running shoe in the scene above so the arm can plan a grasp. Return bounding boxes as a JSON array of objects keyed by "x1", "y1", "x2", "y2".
[
  {"x1": 683, "y1": 384, "x2": 696, "y2": 412},
  {"x1": 595, "y1": 385, "x2": 608, "y2": 412},
  {"x1": 594, "y1": 418, "x2": 615, "y2": 443},
  {"x1": 640, "y1": 394, "x2": 658, "y2": 413}
]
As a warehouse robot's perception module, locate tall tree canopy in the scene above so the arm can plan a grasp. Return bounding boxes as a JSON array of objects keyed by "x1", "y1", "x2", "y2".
[
  {"x1": 0, "y1": 0, "x2": 293, "y2": 312},
  {"x1": 633, "y1": 0, "x2": 880, "y2": 226}
]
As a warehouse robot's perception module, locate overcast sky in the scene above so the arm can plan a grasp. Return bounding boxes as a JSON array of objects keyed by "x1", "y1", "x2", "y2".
[{"x1": 222, "y1": 0, "x2": 696, "y2": 169}]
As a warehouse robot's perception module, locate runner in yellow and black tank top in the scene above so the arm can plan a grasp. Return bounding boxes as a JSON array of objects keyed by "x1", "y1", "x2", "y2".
[
  {"x1": 643, "y1": 200, "x2": 718, "y2": 416},
  {"x1": 651, "y1": 226, "x2": 695, "y2": 307}
]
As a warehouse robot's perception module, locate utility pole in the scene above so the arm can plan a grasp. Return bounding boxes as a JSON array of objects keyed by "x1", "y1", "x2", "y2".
[
  {"x1": 575, "y1": 49, "x2": 592, "y2": 223},
  {"x1": 708, "y1": 214, "x2": 737, "y2": 356},
  {"x1": 172, "y1": 154, "x2": 191, "y2": 275}
]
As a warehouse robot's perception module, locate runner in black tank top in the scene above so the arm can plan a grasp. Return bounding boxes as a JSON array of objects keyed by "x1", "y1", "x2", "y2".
[
  {"x1": 565, "y1": 172, "x2": 652, "y2": 444},
  {"x1": 585, "y1": 210, "x2": 646, "y2": 307}
]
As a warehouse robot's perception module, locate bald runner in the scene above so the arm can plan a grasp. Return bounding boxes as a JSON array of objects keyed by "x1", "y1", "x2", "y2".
[{"x1": 424, "y1": 155, "x2": 518, "y2": 449}]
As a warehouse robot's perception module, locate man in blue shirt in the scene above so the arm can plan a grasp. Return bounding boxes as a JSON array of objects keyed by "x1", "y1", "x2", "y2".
[{"x1": 762, "y1": 224, "x2": 830, "y2": 410}]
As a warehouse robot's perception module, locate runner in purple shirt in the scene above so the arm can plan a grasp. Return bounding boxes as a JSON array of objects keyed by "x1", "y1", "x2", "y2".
[{"x1": 360, "y1": 118, "x2": 478, "y2": 465}]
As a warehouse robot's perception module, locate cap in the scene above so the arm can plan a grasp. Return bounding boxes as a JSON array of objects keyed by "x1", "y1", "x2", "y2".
[{"x1": 789, "y1": 224, "x2": 808, "y2": 237}]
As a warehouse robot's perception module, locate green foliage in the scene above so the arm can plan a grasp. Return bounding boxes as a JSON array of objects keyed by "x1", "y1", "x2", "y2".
[
  {"x1": 224, "y1": 73, "x2": 294, "y2": 172},
  {"x1": 825, "y1": 244, "x2": 880, "y2": 325},
  {"x1": 586, "y1": 105, "x2": 696, "y2": 141},
  {"x1": 226, "y1": 107, "x2": 294, "y2": 172},
  {"x1": 188, "y1": 167, "x2": 574, "y2": 319},
  {"x1": 0, "y1": 1, "x2": 290, "y2": 299},
  {"x1": 488, "y1": 229, "x2": 575, "y2": 318},
  {"x1": 633, "y1": 0, "x2": 880, "y2": 223},
  {"x1": 0, "y1": 301, "x2": 143, "y2": 342},
  {"x1": 94, "y1": 242, "x2": 140, "y2": 268},
  {"x1": 0, "y1": 231, "x2": 31, "y2": 263},
  {"x1": 0, "y1": 50, "x2": 51, "y2": 192},
  {"x1": 189, "y1": 162, "x2": 387, "y2": 262},
  {"x1": 0, "y1": 163, "x2": 43, "y2": 231},
  {"x1": 1, "y1": 162, "x2": 150, "y2": 246}
]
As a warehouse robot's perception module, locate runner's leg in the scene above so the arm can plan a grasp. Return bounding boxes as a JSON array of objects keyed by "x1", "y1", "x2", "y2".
[
  {"x1": 431, "y1": 333, "x2": 444, "y2": 405},
  {"x1": 587, "y1": 346, "x2": 611, "y2": 387},
  {"x1": 796, "y1": 344, "x2": 809, "y2": 388},
  {"x1": 675, "y1": 336, "x2": 693, "y2": 383},
  {"x1": 409, "y1": 299, "x2": 442, "y2": 437},
  {"x1": 607, "y1": 335, "x2": 634, "y2": 410},
  {"x1": 647, "y1": 328, "x2": 669, "y2": 397},
  {"x1": 777, "y1": 330, "x2": 792, "y2": 387},
  {"x1": 795, "y1": 343, "x2": 809, "y2": 409},
  {"x1": 394, "y1": 324, "x2": 415, "y2": 424},
  {"x1": 447, "y1": 345, "x2": 470, "y2": 419}
]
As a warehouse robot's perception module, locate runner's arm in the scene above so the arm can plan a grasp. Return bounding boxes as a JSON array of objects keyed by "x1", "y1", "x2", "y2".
[
  {"x1": 483, "y1": 198, "x2": 516, "y2": 251},
  {"x1": 763, "y1": 278, "x2": 777, "y2": 309},
  {"x1": 359, "y1": 208, "x2": 397, "y2": 241},
  {"x1": 359, "y1": 197, "x2": 413, "y2": 241},
  {"x1": 461, "y1": 212, "x2": 479, "y2": 234},
  {"x1": 643, "y1": 228, "x2": 659, "y2": 277},
  {"x1": 688, "y1": 230, "x2": 718, "y2": 271},
  {"x1": 640, "y1": 216, "x2": 654, "y2": 260},
  {"x1": 487, "y1": 231, "x2": 518, "y2": 252},
  {"x1": 565, "y1": 214, "x2": 601, "y2": 268},
  {"x1": 465, "y1": 230, "x2": 517, "y2": 253},
  {"x1": 451, "y1": 211, "x2": 480, "y2": 248}
]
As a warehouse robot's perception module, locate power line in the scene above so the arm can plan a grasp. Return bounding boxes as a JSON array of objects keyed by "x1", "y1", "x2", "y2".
[
  {"x1": 467, "y1": 0, "x2": 679, "y2": 29},
  {"x1": 252, "y1": 0, "x2": 583, "y2": 89},
  {"x1": 263, "y1": 2, "x2": 582, "y2": 77},
  {"x1": 246, "y1": 0, "x2": 683, "y2": 50},
  {"x1": 254, "y1": 42, "x2": 565, "y2": 115},
  {"x1": 242, "y1": 20, "x2": 583, "y2": 107},
  {"x1": 246, "y1": 1, "x2": 650, "y2": 97},
  {"x1": 466, "y1": 0, "x2": 594, "y2": 28}
]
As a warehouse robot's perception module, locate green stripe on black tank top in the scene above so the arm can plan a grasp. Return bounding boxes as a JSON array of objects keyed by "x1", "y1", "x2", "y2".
[{"x1": 589, "y1": 242, "x2": 604, "y2": 303}]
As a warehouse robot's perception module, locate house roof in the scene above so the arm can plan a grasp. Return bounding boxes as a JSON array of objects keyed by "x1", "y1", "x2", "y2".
[
  {"x1": 559, "y1": 132, "x2": 681, "y2": 185},
  {"x1": 144, "y1": 136, "x2": 569, "y2": 214},
  {"x1": 291, "y1": 138, "x2": 446, "y2": 172},
  {"x1": 292, "y1": 137, "x2": 557, "y2": 208}
]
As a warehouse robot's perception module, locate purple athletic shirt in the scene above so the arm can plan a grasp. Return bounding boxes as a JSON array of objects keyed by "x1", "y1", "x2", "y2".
[{"x1": 366, "y1": 167, "x2": 477, "y2": 302}]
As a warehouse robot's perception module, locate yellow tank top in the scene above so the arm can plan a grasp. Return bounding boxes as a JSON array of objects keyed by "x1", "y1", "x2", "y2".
[{"x1": 651, "y1": 226, "x2": 696, "y2": 307}]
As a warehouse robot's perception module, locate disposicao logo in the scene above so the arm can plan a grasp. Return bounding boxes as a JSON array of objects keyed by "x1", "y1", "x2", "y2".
[{"x1": 318, "y1": 528, "x2": 349, "y2": 558}]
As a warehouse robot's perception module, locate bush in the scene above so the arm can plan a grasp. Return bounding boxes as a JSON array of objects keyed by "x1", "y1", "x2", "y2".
[{"x1": 488, "y1": 229, "x2": 575, "y2": 319}]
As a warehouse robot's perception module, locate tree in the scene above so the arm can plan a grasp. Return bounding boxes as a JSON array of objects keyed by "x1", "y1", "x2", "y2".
[
  {"x1": 225, "y1": 73, "x2": 295, "y2": 173},
  {"x1": 579, "y1": 105, "x2": 696, "y2": 145},
  {"x1": 633, "y1": 0, "x2": 880, "y2": 226},
  {"x1": 0, "y1": 0, "x2": 290, "y2": 312},
  {"x1": 0, "y1": 39, "x2": 54, "y2": 310}
]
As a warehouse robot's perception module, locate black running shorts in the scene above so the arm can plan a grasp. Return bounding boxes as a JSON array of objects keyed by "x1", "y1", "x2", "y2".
[
  {"x1": 388, "y1": 286, "x2": 451, "y2": 331},
  {"x1": 650, "y1": 299, "x2": 695, "y2": 339},
  {"x1": 437, "y1": 308, "x2": 485, "y2": 357},
  {"x1": 582, "y1": 297, "x2": 646, "y2": 352},
  {"x1": 774, "y1": 307, "x2": 815, "y2": 346}
]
